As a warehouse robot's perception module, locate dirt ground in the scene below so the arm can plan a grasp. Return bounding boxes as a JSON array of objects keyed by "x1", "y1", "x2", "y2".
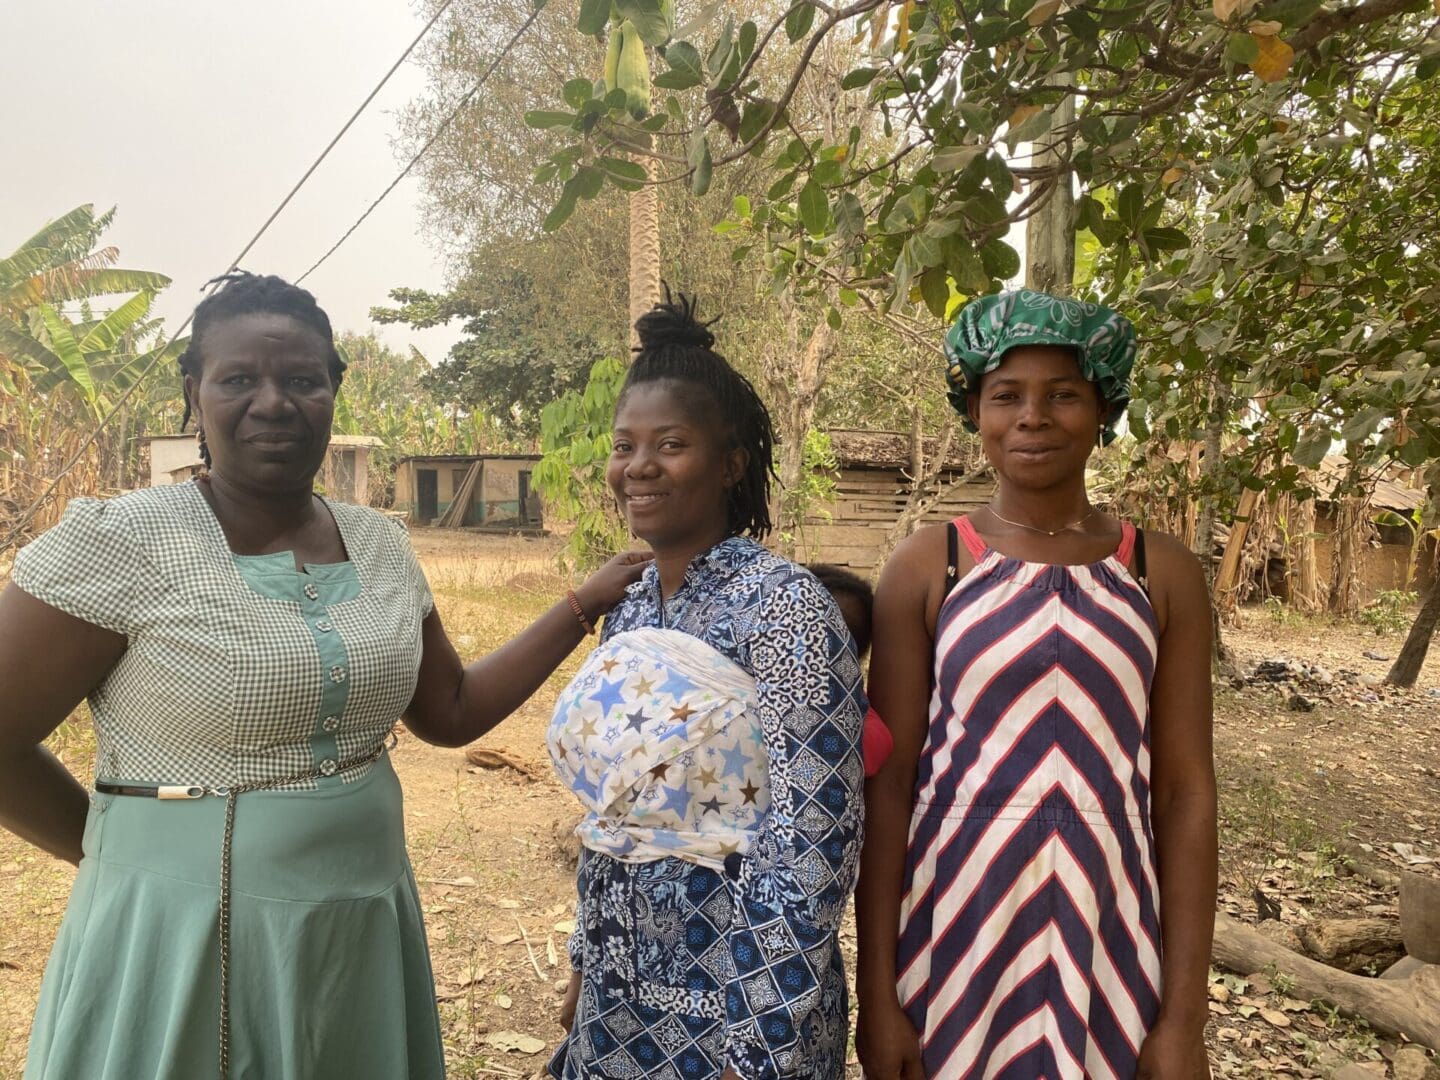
[{"x1": 1, "y1": 528, "x2": 1438, "y2": 1078}]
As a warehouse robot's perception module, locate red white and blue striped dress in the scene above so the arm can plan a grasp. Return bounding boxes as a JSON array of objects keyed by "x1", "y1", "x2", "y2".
[{"x1": 896, "y1": 516, "x2": 1162, "y2": 1080}]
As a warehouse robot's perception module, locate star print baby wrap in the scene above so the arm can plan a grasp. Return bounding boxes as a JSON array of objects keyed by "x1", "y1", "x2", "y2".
[{"x1": 549, "y1": 627, "x2": 769, "y2": 869}]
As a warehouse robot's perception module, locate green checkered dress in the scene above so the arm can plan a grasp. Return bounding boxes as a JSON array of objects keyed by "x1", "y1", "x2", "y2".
[{"x1": 14, "y1": 481, "x2": 445, "y2": 1079}]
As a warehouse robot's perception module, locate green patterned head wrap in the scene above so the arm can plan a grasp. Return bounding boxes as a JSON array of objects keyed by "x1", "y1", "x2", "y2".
[{"x1": 943, "y1": 290, "x2": 1136, "y2": 445}]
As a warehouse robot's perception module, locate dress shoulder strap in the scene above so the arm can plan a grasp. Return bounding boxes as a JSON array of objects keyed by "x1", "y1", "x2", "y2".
[
  {"x1": 1122, "y1": 523, "x2": 1152, "y2": 597},
  {"x1": 944, "y1": 516, "x2": 985, "y2": 600},
  {"x1": 1114, "y1": 520, "x2": 1136, "y2": 566}
]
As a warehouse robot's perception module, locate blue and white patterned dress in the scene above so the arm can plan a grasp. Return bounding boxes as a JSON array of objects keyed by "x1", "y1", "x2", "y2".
[{"x1": 548, "y1": 538, "x2": 866, "y2": 1080}]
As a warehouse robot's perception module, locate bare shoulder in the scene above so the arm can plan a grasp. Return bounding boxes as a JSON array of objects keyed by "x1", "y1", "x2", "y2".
[
  {"x1": 1136, "y1": 528, "x2": 1210, "y2": 636},
  {"x1": 1139, "y1": 529, "x2": 1204, "y2": 578},
  {"x1": 879, "y1": 523, "x2": 948, "y2": 592}
]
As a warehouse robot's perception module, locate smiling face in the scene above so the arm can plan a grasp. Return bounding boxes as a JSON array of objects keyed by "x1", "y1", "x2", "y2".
[
  {"x1": 185, "y1": 311, "x2": 336, "y2": 492},
  {"x1": 606, "y1": 380, "x2": 746, "y2": 557},
  {"x1": 967, "y1": 345, "x2": 1106, "y2": 488}
]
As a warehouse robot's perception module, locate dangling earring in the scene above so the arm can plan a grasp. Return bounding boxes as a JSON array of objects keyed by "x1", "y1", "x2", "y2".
[
  {"x1": 1096, "y1": 425, "x2": 1105, "y2": 450},
  {"x1": 196, "y1": 428, "x2": 211, "y2": 478}
]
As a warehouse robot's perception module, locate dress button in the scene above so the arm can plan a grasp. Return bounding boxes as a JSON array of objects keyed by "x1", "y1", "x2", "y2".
[
  {"x1": 322, "y1": 715, "x2": 341, "y2": 732},
  {"x1": 329, "y1": 665, "x2": 347, "y2": 683},
  {"x1": 303, "y1": 583, "x2": 320, "y2": 601},
  {"x1": 316, "y1": 619, "x2": 333, "y2": 632},
  {"x1": 319, "y1": 758, "x2": 338, "y2": 776}
]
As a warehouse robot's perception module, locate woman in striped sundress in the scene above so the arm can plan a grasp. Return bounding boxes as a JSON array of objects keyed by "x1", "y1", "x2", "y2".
[{"x1": 855, "y1": 291, "x2": 1217, "y2": 1080}]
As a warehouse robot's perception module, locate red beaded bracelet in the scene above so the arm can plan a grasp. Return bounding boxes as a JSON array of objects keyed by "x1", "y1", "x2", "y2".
[{"x1": 566, "y1": 589, "x2": 595, "y2": 635}]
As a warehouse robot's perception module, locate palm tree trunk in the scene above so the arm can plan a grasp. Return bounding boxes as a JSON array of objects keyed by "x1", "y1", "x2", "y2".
[{"x1": 627, "y1": 137, "x2": 661, "y2": 352}]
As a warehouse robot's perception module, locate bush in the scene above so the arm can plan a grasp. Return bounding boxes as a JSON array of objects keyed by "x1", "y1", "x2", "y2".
[{"x1": 1357, "y1": 589, "x2": 1416, "y2": 636}]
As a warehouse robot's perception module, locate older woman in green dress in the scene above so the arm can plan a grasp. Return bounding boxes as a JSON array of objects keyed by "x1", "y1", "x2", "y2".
[{"x1": 0, "y1": 272, "x2": 648, "y2": 1079}]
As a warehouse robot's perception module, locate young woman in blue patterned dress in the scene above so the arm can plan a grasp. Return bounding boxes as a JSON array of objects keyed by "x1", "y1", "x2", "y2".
[
  {"x1": 0, "y1": 272, "x2": 649, "y2": 1078},
  {"x1": 546, "y1": 294, "x2": 867, "y2": 1080},
  {"x1": 856, "y1": 292, "x2": 1217, "y2": 1080}
]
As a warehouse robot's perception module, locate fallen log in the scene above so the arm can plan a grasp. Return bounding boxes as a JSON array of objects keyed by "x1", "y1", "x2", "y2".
[
  {"x1": 1213, "y1": 912, "x2": 1440, "y2": 1051},
  {"x1": 1297, "y1": 917, "x2": 1405, "y2": 974}
]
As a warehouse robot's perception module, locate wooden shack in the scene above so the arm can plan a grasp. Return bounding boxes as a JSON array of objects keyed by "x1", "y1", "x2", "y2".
[
  {"x1": 792, "y1": 429, "x2": 993, "y2": 572},
  {"x1": 393, "y1": 454, "x2": 544, "y2": 530}
]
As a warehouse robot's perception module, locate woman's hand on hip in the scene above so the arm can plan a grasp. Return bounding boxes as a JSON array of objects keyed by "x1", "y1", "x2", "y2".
[
  {"x1": 574, "y1": 550, "x2": 653, "y2": 618},
  {"x1": 856, "y1": 998, "x2": 927, "y2": 1079}
]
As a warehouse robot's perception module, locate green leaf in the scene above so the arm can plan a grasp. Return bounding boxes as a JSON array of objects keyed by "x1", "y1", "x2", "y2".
[
  {"x1": 1006, "y1": 107, "x2": 1053, "y2": 150},
  {"x1": 838, "y1": 287, "x2": 859, "y2": 307},
  {"x1": 767, "y1": 172, "x2": 797, "y2": 200},
  {"x1": 77, "y1": 290, "x2": 152, "y2": 353},
  {"x1": 932, "y1": 145, "x2": 984, "y2": 173},
  {"x1": 907, "y1": 231, "x2": 944, "y2": 269},
  {"x1": 1225, "y1": 31, "x2": 1260, "y2": 65},
  {"x1": 737, "y1": 20, "x2": 757, "y2": 60},
  {"x1": 572, "y1": 165, "x2": 605, "y2": 200},
  {"x1": 577, "y1": 0, "x2": 611, "y2": 36},
  {"x1": 919, "y1": 267, "x2": 951, "y2": 318},
  {"x1": 1340, "y1": 406, "x2": 1386, "y2": 443},
  {"x1": 1117, "y1": 184, "x2": 1146, "y2": 228},
  {"x1": 980, "y1": 239, "x2": 1021, "y2": 280},
  {"x1": 541, "y1": 194, "x2": 576, "y2": 233},
  {"x1": 1292, "y1": 427, "x2": 1331, "y2": 468},
  {"x1": 947, "y1": 241, "x2": 989, "y2": 293},
  {"x1": 37, "y1": 305, "x2": 96, "y2": 403},
  {"x1": 598, "y1": 156, "x2": 648, "y2": 190},
  {"x1": 1142, "y1": 227, "x2": 1191, "y2": 251},
  {"x1": 798, "y1": 180, "x2": 829, "y2": 235},
  {"x1": 616, "y1": 0, "x2": 671, "y2": 45},
  {"x1": 785, "y1": 2, "x2": 816, "y2": 42},
  {"x1": 733, "y1": 195, "x2": 751, "y2": 218},
  {"x1": 840, "y1": 67, "x2": 880, "y2": 90},
  {"x1": 826, "y1": 305, "x2": 842, "y2": 330},
  {"x1": 655, "y1": 40, "x2": 703, "y2": 88},
  {"x1": 738, "y1": 100, "x2": 778, "y2": 145},
  {"x1": 957, "y1": 102, "x2": 994, "y2": 136},
  {"x1": 690, "y1": 137, "x2": 714, "y2": 195},
  {"x1": 563, "y1": 78, "x2": 595, "y2": 109},
  {"x1": 654, "y1": 68, "x2": 701, "y2": 90},
  {"x1": 524, "y1": 110, "x2": 578, "y2": 129},
  {"x1": 834, "y1": 192, "x2": 865, "y2": 237}
]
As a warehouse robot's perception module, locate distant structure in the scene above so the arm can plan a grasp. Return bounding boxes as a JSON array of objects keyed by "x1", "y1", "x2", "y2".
[
  {"x1": 140, "y1": 433, "x2": 382, "y2": 505},
  {"x1": 393, "y1": 453, "x2": 544, "y2": 531}
]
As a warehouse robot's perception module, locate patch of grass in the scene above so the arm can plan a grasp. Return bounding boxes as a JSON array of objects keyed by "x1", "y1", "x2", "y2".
[{"x1": 1218, "y1": 767, "x2": 1347, "y2": 903}]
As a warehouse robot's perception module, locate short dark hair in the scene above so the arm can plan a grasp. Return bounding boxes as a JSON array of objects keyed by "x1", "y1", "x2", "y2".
[
  {"x1": 808, "y1": 563, "x2": 873, "y2": 655},
  {"x1": 623, "y1": 289, "x2": 775, "y2": 540},
  {"x1": 178, "y1": 272, "x2": 346, "y2": 464}
]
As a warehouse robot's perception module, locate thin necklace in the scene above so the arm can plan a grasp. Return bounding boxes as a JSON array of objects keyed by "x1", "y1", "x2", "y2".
[{"x1": 987, "y1": 503, "x2": 1097, "y2": 537}]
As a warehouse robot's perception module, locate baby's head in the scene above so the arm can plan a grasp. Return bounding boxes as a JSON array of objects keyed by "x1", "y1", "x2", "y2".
[{"x1": 808, "y1": 564, "x2": 873, "y2": 659}]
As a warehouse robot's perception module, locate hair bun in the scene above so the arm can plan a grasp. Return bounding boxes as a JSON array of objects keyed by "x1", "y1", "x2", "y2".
[{"x1": 633, "y1": 290, "x2": 716, "y2": 352}]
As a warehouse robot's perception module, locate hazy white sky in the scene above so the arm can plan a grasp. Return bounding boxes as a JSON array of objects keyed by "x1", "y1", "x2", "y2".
[{"x1": 1, "y1": 0, "x2": 464, "y2": 360}]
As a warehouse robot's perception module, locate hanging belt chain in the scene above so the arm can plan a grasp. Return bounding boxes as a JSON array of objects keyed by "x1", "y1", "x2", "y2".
[{"x1": 215, "y1": 733, "x2": 394, "y2": 1080}]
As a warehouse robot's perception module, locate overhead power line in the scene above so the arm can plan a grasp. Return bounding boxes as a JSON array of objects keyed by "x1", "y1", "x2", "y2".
[
  {"x1": 0, "y1": 0, "x2": 467, "y2": 555},
  {"x1": 297, "y1": 6, "x2": 544, "y2": 284}
]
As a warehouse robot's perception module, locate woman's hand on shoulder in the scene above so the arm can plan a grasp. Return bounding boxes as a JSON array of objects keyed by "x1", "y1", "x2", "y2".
[{"x1": 573, "y1": 550, "x2": 653, "y2": 620}]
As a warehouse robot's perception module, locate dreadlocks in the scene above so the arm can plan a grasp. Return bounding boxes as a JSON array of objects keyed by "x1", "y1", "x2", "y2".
[
  {"x1": 178, "y1": 272, "x2": 346, "y2": 467},
  {"x1": 624, "y1": 290, "x2": 775, "y2": 540}
]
